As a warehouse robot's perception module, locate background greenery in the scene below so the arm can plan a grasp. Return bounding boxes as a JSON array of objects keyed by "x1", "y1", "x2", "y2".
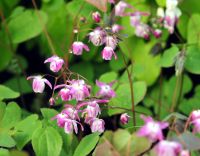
[{"x1": 0, "y1": 0, "x2": 200, "y2": 155}]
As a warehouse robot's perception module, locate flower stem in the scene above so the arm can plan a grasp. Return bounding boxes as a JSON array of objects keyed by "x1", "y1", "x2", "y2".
[{"x1": 121, "y1": 53, "x2": 136, "y2": 128}]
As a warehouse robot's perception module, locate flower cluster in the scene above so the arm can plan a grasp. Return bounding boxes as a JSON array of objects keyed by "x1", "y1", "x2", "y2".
[
  {"x1": 69, "y1": 0, "x2": 182, "y2": 60},
  {"x1": 137, "y1": 115, "x2": 189, "y2": 156},
  {"x1": 27, "y1": 55, "x2": 116, "y2": 134},
  {"x1": 156, "y1": 0, "x2": 182, "y2": 34}
]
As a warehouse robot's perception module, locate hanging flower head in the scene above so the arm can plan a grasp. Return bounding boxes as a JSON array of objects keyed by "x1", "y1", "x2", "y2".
[
  {"x1": 27, "y1": 75, "x2": 52, "y2": 93},
  {"x1": 71, "y1": 41, "x2": 90, "y2": 55},
  {"x1": 44, "y1": 55, "x2": 64, "y2": 72}
]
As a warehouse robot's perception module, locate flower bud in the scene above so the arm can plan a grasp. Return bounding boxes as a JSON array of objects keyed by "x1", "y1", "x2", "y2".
[
  {"x1": 120, "y1": 113, "x2": 130, "y2": 125},
  {"x1": 92, "y1": 11, "x2": 101, "y2": 23}
]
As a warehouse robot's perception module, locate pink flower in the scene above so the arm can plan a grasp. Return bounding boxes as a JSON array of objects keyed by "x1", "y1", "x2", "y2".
[
  {"x1": 109, "y1": 0, "x2": 115, "y2": 4},
  {"x1": 96, "y1": 80, "x2": 116, "y2": 98},
  {"x1": 190, "y1": 110, "x2": 200, "y2": 121},
  {"x1": 92, "y1": 11, "x2": 101, "y2": 23},
  {"x1": 90, "y1": 118, "x2": 105, "y2": 133},
  {"x1": 89, "y1": 28, "x2": 106, "y2": 46},
  {"x1": 69, "y1": 80, "x2": 90, "y2": 101},
  {"x1": 112, "y1": 24, "x2": 123, "y2": 33},
  {"x1": 153, "y1": 29, "x2": 162, "y2": 38},
  {"x1": 137, "y1": 115, "x2": 168, "y2": 142},
  {"x1": 64, "y1": 118, "x2": 79, "y2": 134},
  {"x1": 155, "y1": 140, "x2": 182, "y2": 156},
  {"x1": 135, "y1": 24, "x2": 150, "y2": 39},
  {"x1": 59, "y1": 87, "x2": 72, "y2": 101},
  {"x1": 83, "y1": 101, "x2": 101, "y2": 120},
  {"x1": 180, "y1": 150, "x2": 190, "y2": 156},
  {"x1": 101, "y1": 46, "x2": 117, "y2": 60},
  {"x1": 52, "y1": 112, "x2": 68, "y2": 127},
  {"x1": 105, "y1": 35, "x2": 118, "y2": 49},
  {"x1": 191, "y1": 118, "x2": 200, "y2": 133},
  {"x1": 115, "y1": 1, "x2": 131, "y2": 16},
  {"x1": 130, "y1": 14, "x2": 141, "y2": 27},
  {"x1": 71, "y1": 41, "x2": 90, "y2": 55},
  {"x1": 27, "y1": 76, "x2": 52, "y2": 93},
  {"x1": 62, "y1": 107, "x2": 79, "y2": 120},
  {"x1": 44, "y1": 55, "x2": 64, "y2": 72},
  {"x1": 120, "y1": 113, "x2": 130, "y2": 125}
]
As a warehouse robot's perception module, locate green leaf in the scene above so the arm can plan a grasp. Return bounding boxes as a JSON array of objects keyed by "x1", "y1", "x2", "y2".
[
  {"x1": 70, "y1": 62, "x2": 94, "y2": 82},
  {"x1": 112, "y1": 129, "x2": 131, "y2": 151},
  {"x1": 0, "y1": 148, "x2": 9, "y2": 156},
  {"x1": 41, "y1": 108, "x2": 58, "y2": 120},
  {"x1": 187, "y1": 14, "x2": 200, "y2": 46},
  {"x1": 119, "y1": 36, "x2": 161, "y2": 86},
  {"x1": 0, "y1": 85, "x2": 20, "y2": 100},
  {"x1": 108, "y1": 81, "x2": 147, "y2": 115},
  {"x1": 13, "y1": 115, "x2": 42, "y2": 150},
  {"x1": 73, "y1": 133, "x2": 100, "y2": 156},
  {"x1": 185, "y1": 46, "x2": 200, "y2": 74},
  {"x1": 0, "y1": 133, "x2": 16, "y2": 148},
  {"x1": 8, "y1": 8, "x2": 48, "y2": 43},
  {"x1": 0, "y1": 102, "x2": 6, "y2": 122},
  {"x1": 0, "y1": 102, "x2": 21, "y2": 130},
  {"x1": 32, "y1": 127, "x2": 62, "y2": 156},
  {"x1": 155, "y1": 0, "x2": 166, "y2": 7},
  {"x1": 160, "y1": 46, "x2": 179, "y2": 67},
  {"x1": 99, "y1": 72, "x2": 118, "y2": 83},
  {"x1": 4, "y1": 76, "x2": 32, "y2": 94}
]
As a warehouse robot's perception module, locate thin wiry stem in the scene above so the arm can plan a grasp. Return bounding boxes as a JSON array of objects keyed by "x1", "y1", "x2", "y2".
[
  {"x1": 121, "y1": 51, "x2": 136, "y2": 128},
  {"x1": 31, "y1": 0, "x2": 56, "y2": 55}
]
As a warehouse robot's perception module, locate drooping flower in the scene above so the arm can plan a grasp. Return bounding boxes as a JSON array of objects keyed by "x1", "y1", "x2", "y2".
[
  {"x1": 83, "y1": 101, "x2": 101, "y2": 122},
  {"x1": 71, "y1": 41, "x2": 90, "y2": 55},
  {"x1": 155, "y1": 140, "x2": 182, "y2": 156},
  {"x1": 69, "y1": 80, "x2": 90, "y2": 101},
  {"x1": 96, "y1": 80, "x2": 116, "y2": 98},
  {"x1": 120, "y1": 113, "x2": 130, "y2": 125},
  {"x1": 135, "y1": 23, "x2": 150, "y2": 39},
  {"x1": 64, "y1": 118, "x2": 79, "y2": 134},
  {"x1": 112, "y1": 24, "x2": 123, "y2": 33},
  {"x1": 52, "y1": 112, "x2": 68, "y2": 127},
  {"x1": 115, "y1": 1, "x2": 131, "y2": 16},
  {"x1": 89, "y1": 28, "x2": 106, "y2": 46},
  {"x1": 62, "y1": 107, "x2": 79, "y2": 120},
  {"x1": 137, "y1": 115, "x2": 169, "y2": 142},
  {"x1": 90, "y1": 118, "x2": 105, "y2": 133},
  {"x1": 44, "y1": 55, "x2": 64, "y2": 72},
  {"x1": 27, "y1": 76, "x2": 52, "y2": 93},
  {"x1": 153, "y1": 29, "x2": 162, "y2": 38},
  {"x1": 59, "y1": 87, "x2": 72, "y2": 101},
  {"x1": 101, "y1": 46, "x2": 117, "y2": 60},
  {"x1": 130, "y1": 13, "x2": 141, "y2": 27},
  {"x1": 190, "y1": 110, "x2": 200, "y2": 121},
  {"x1": 92, "y1": 11, "x2": 101, "y2": 23},
  {"x1": 105, "y1": 35, "x2": 118, "y2": 49}
]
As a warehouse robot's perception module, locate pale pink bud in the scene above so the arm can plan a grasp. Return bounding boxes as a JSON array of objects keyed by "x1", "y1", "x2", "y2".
[
  {"x1": 120, "y1": 113, "x2": 130, "y2": 125},
  {"x1": 92, "y1": 11, "x2": 101, "y2": 23},
  {"x1": 27, "y1": 76, "x2": 52, "y2": 93},
  {"x1": 137, "y1": 115, "x2": 169, "y2": 142},
  {"x1": 101, "y1": 46, "x2": 117, "y2": 60},
  {"x1": 192, "y1": 118, "x2": 200, "y2": 133},
  {"x1": 49, "y1": 97, "x2": 55, "y2": 106},
  {"x1": 155, "y1": 140, "x2": 182, "y2": 156},
  {"x1": 44, "y1": 55, "x2": 64, "y2": 72},
  {"x1": 90, "y1": 118, "x2": 105, "y2": 133},
  {"x1": 71, "y1": 41, "x2": 90, "y2": 55}
]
